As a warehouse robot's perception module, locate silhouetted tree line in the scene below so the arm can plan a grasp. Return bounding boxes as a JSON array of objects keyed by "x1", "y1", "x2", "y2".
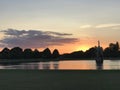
[
  {"x1": 0, "y1": 47, "x2": 60, "y2": 59},
  {"x1": 61, "y1": 42, "x2": 120, "y2": 59},
  {"x1": 61, "y1": 47, "x2": 97, "y2": 59},
  {"x1": 0, "y1": 42, "x2": 120, "y2": 61},
  {"x1": 104, "y1": 42, "x2": 120, "y2": 58}
]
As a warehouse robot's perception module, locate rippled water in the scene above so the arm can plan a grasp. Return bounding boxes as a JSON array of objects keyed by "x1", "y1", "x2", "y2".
[{"x1": 0, "y1": 60, "x2": 120, "y2": 70}]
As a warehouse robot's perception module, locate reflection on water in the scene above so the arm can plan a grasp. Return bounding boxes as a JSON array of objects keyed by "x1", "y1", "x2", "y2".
[
  {"x1": 42, "y1": 62, "x2": 50, "y2": 70},
  {"x1": 41, "y1": 62, "x2": 59, "y2": 70},
  {"x1": 96, "y1": 65, "x2": 103, "y2": 70},
  {"x1": 1, "y1": 60, "x2": 120, "y2": 70},
  {"x1": 1, "y1": 61, "x2": 59, "y2": 70}
]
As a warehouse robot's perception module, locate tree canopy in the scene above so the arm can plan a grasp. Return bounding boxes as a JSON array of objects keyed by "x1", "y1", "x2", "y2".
[{"x1": 0, "y1": 42, "x2": 120, "y2": 60}]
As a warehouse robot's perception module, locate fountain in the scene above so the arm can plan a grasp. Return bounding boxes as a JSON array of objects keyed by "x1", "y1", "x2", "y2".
[{"x1": 96, "y1": 41, "x2": 104, "y2": 66}]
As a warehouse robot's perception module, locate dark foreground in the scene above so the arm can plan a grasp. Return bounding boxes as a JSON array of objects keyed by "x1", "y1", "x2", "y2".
[{"x1": 0, "y1": 70, "x2": 120, "y2": 90}]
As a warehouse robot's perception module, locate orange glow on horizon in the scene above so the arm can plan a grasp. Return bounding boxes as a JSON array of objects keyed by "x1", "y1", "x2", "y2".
[
  {"x1": 0, "y1": 40, "x2": 109, "y2": 54},
  {"x1": 75, "y1": 46, "x2": 89, "y2": 52}
]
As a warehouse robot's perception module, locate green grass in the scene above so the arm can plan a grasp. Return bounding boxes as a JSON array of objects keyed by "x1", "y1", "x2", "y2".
[{"x1": 0, "y1": 70, "x2": 120, "y2": 90}]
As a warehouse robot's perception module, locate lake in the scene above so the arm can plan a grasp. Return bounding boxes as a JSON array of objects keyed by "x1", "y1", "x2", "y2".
[{"x1": 1, "y1": 60, "x2": 120, "y2": 70}]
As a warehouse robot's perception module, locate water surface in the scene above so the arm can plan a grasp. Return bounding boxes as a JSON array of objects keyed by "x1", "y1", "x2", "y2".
[{"x1": 0, "y1": 60, "x2": 120, "y2": 70}]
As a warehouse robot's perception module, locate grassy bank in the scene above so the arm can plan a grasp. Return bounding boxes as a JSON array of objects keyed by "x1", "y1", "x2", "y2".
[{"x1": 0, "y1": 70, "x2": 120, "y2": 90}]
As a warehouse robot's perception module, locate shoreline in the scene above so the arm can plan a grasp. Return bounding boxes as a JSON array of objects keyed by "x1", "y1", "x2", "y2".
[{"x1": 0, "y1": 58, "x2": 120, "y2": 65}]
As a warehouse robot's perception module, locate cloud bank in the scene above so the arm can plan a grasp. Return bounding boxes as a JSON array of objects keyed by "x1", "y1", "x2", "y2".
[{"x1": 0, "y1": 29, "x2": 78, "y2": 48}]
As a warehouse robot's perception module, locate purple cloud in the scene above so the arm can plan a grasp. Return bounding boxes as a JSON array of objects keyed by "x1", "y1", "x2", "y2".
[{"x1": 0, "y1": 29, "x2": 78, "y2": 48}]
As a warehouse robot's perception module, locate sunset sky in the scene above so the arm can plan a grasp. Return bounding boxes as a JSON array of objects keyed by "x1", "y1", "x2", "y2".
[{"x1": 0, "y1": 0, "x2": 120, "y2": 53}]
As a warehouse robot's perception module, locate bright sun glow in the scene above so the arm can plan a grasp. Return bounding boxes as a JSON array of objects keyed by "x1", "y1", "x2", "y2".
[{"x1": 76, "y1": 46, "x2": 89, "y2": 52}]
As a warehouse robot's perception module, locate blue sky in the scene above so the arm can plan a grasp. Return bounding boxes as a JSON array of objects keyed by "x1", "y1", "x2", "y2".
[{"x1": 0, "y1": 0, "x2": 120, "y2": 53}]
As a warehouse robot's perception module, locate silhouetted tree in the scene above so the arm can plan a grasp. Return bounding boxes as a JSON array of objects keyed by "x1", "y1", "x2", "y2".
[
  {"x1": 109, "y1": 42, "x2": 119, "y2": 51},
  {"x1": 23, "y1": 48, "x2": 33, "y2": 59},
  {"x1": 9, "y1": 47, "x2": 23, "y2": 59},
  {"x1": 42, "y1": 48, "x2": 52, "y2": 58},
  {"x1": 69, "y1": 51, "x2": 84, "y2": 58},
  {"x1": 33, "y1": 49, "x2": 42, "y2": 58},
  {"x1": 52, "y1": 49, "x2": 60, "y2": 58},
  {"x1": 103, "y1": 47, "x2": 110, "y2": 58},
  {"x1": 84, "y1": 47, "x2": 97, "y2": 58},
  {"x1": 104, "y1": 42, "x2": 120, "y2": 58},
  {"x1": 0, "y1": 48, "x2": 10, "y2": 59}
]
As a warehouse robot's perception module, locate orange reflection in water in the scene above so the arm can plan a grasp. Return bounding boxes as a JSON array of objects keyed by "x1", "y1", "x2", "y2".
[{"x1": 59, "y1": 60, "x2": 96, "y2": 70}]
